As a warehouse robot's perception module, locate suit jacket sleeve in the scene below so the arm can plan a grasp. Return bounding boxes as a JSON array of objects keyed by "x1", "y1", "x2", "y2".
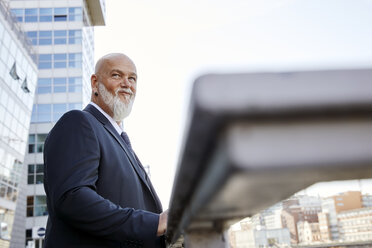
[{"x1": 43, "y1": 110, "x2": 159, "y2": 243}]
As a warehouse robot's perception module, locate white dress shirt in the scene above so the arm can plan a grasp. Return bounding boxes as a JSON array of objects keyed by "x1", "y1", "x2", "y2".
[{"x1": 89, "y1": 102, "x2": 123, "y2": 135}]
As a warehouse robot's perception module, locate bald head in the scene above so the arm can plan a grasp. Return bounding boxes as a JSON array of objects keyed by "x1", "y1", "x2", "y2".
[{"x1": 95, "y1": 53, "x2": 136, "y2": 75}]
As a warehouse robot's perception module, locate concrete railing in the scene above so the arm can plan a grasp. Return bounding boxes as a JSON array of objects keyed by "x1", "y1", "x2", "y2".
[{"x1": 166, "y1": 69, "x2": 372, "y2": 247}]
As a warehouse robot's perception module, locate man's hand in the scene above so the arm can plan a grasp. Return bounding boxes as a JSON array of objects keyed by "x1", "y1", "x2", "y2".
[{"x1": 157, "y1": 209, "x2": 168, "y2": 236}]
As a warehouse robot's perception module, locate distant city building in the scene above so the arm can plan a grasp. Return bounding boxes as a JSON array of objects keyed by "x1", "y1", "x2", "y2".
[
  {"x1": 281, "y1": 196, "x2": 321, "y2": 244},
  {"x1": 229, "y1": 218, "x2": 290, "y2": 248},
  {"x1": 297, "y1": 221, "x2": 321, "y2": 244},
  {"x1": 318, "y1": 212, "x2": 331, "y2": 242},
  {"x1": 362, "y1": 194, "x2": 372, "y2": 208},
  {"x1": 338, "y1": 207, "x2": 372, "y2": 242},
  {"x1": 254, "y1": 228, "x2": 291, "y2": 248},
  {"x1": 333, "y1": 191, "x2": 362, "y2": 213},
  {"x1": 8, "y1": 0, "x2": 105, "y2": 247},
  {"x1": 0, "y1": 0, "x2": 37, "y2": 247},
  {"x1": 321, "y1": 197, "x2": 339, "y2": 240}
]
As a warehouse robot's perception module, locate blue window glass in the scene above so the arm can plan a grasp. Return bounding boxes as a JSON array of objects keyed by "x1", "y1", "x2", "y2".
[
  {"x1": 26, "y1": 32, "x2": 38, "y2": 45},
  {"x1": 39, "y1": 38, "x2": 52, "y2": 45},
  {"x1": 26, "y1": 31, "x2": 37, "y2": 38},
  {"x1": 54, "y1": 8, "x2": 67, "y2": 15},
  {"x1": 39, "y1": 8, "x2": 52, "y2": 15},
  {"x1": 25, "y1": 16, "x2": 38, "y2": 22},
  {"x1": 54, "y1": 16, "x2": 67, "y2": 22},
  {"x1": 39, "y1": 16, "x2": 52, "y2": 22},
  {"x1": 37, "y1": 78, "x2": 52, "y2": 94},
  {"x1": 54, "y1": 78, "x2": 66, "y2": 92},
  {"x1": 54, "y1": 53, "x2": 66, "y2": 60},
  {"x1": 39, "y1": 54, "x2": 52, "y2": 60},
  {"x1": 38, "y1": 62, "x2": 51, "y2": 69},
  {"x1": 37, "y1": 104, "x2": 51, "y2": 123},
  {"x1": 68, "y1": 103, "x2": 82, "y2": 110},
  {"x1": 54, "y1": 8, "x2": 67, "y2": 22},
  {"x1": 25, "y1": 8, "x2": 37, "y2": 22},
  {"x1": 39, "y1": 31, "x2": 52, "y2": 37},
  {"x1": 54, "y1": 30, "x2": 66, "y2": 36},
  {"x1": 68, "y1": 77, "x2": 82, "y2": 92},
  {"x1": 11, "y1": 9, "x2": 24, "y2": 22},
  {"x1": 69, "y1": 7, "x2": 82, "y2": 14},
  {"x1": 25, "y1": 8, "x2": 38, "y2": 15},
  {"x1": 11, "y1": 9, "x2": 24, "y2": 15},
  {"x1": 54, "y1": 30, "x2": 67, "y2": 44},
  {"x1": 54, "y1": 62, "x2": 66, "y2": 68},
  {"x1": 54, "y1": 38, "x2": 66, "y2": 44},
  {"x1": 53, "y1": 104, "x2": 67, "y2": 122},
  {"x1": 31, "y1": 105, "x2": 37, "y2": 123}
]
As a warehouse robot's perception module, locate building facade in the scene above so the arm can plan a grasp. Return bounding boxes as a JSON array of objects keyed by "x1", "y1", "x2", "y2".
[
  {"x1": 338, "y1": 207, "x2": 372, "y2": 242},
  {"x1": 8, "y1": 0, "x2": 105, "y2": 247},
  {"x1": 0, "y1": 0, "x2": 38, "y2": 247}
]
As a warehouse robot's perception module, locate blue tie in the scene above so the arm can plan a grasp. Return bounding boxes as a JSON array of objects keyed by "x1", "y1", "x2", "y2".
[
  {"x1": 121, "y1": 131, "x2": 133, "y2": 153},
  {"x1": 121, "y1": 132, "x2": 148, "y2": 179}
]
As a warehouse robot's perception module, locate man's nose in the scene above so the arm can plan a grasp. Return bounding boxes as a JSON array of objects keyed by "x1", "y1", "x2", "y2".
[{"x1": 120, "y1": 78, "x2": 131, "y2": 87}]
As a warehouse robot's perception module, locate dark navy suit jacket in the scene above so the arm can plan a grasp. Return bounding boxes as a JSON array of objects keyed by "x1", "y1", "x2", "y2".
[{"x1": 43, "y1": 104, "x2": 165, "y2": 247}]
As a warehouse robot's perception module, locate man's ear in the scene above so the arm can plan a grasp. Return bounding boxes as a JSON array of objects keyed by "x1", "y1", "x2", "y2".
[{"x1": 91, "y1": 74, "x2": 98, "y2": 93}]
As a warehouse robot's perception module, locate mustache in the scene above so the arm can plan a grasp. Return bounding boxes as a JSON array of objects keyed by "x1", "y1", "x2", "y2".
[{"x1": 116, "y1": 88, "x2": 134, "y2": 95}]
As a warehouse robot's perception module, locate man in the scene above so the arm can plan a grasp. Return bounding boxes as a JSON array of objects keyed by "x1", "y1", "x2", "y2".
[{"x1": 43, "y1": 53, "x2": 167, "y2": 247}]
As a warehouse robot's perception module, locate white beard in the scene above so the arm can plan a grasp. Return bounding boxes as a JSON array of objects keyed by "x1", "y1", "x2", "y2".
[{"x1": 98, "y1": 83, "x2": 134, "y2": 121}]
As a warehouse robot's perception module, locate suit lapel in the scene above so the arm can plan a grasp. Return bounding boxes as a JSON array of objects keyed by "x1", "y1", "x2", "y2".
[{"x1": 83, "y1": 105, "x2": 155, "y2": 201}]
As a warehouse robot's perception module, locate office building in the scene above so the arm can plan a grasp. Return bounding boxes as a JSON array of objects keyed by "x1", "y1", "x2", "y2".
[
  {"x1": 338, "y1": 207, "x2": 372, "y2": 242},
  {"x1": 0, "y1": 0, "x2": 38, "y2": 246},
  {"x1": 8, "y1": 0, "x2": 105, "y2": 247}
]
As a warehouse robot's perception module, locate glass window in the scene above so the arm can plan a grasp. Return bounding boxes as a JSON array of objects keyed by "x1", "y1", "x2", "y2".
[
  {"x1": 53, "y1": 104, "x2": 67, "y2": 122},
  {"x1": 37, "y1": 78, "x2": 52, "y2": 94},
  {"x1": 39, "y1": 8, "x2": 53, "y2": 22},
  {"x1": 53, "y1": 78, "x2": 66, "y2": 93},
  {"x1": 54, "y1": 30, "x2": 66, "y2": 36},
  {"x1": 26, "y1": 196, "x2": 34, "y2": 217},
  {"x1": 54, "y1": 53, "x2": 67, "y2": 60},
  {"x1": 54, "y1": 8, "x2": 67, "y2": 15},
  {"x1": 25, "y1": 8, "x2": 38, "y2": 22},
  {"x1": 39, "y1": 15, "x2": 52, "y2": 22},
  {"x1": 25, "y1": 16, "x2": 37, "y2": 22},
  {"x1": 25, "y1": 8, "x2": 37, "y2": 15},
  {"x1": 68, "y1": 30, "x2": 82, "y2": 44},
  {"x1": 68, "y1": 7, "x2": 82, "y2": 21},
  {"x1": 34, "y1": 195, "x2": 47, "y2": 216},
  {"x1": 11, "y1": 8, "x2": 24, "y2": 16},
  {"x1": 28, "y1": 163, "x2": 44, "y2": 184},
  {"x1": 54, "y1": 30, "x2": 67, "y2": 44},
  {"x1": 38, "y1": 54, "x2": 52, "y2": 69},
  {"x1": 68, "y1": 103, "x2": 82, "y2": 110},
  {"x1": 39, "y1": 31, "x2": 52, "y2": 37},
  {"x1": 39, "y1": 54, "x2": 52, "y2": 60},
  {"x1": 54, "y1": 8, "x2": 67, "y2": 22},
  {"x1": 26, "y1": 31, "x2": 37, "y2": 38},
  {"x1": 69, "y1": 77, "x2": 82, "y2": 92},
  {"x1": 39, "y1": 8, "x2": 52, "y2": 14},
  {"x1": 37, "y1": 104, "x2": 51, "y2": 122},
  {"x1": 0, "y1": 184, "x2": 6, "y2": 198},
  {"x1": 28, "y1": 134, "x2": 35, "y2": 153}
]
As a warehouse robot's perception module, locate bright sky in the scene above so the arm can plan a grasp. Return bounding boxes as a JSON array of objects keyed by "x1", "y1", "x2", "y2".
[{"x1": 94, "y1": 0, "x2": 372, "y2": 207}]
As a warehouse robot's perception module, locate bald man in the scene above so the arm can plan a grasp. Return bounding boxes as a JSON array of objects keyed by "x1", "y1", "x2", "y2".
[{"x1": 43, "y1": 53, "x2": 167, "y2": 247}]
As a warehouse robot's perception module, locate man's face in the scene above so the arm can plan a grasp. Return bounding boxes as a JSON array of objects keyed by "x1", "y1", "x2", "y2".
[{"x1": 96, "y1": 55, "x2": 137, "y2": 121}]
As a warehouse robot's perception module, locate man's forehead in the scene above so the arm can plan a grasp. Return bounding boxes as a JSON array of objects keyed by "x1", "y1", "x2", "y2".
[{"x1": 95, "y1": 53, "x2": 136, "y2": 73}]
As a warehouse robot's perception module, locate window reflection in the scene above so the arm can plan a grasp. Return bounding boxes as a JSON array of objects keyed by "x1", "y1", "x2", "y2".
[{"x1": 11, "y1": 7, "x2": 82, "y2": 23}]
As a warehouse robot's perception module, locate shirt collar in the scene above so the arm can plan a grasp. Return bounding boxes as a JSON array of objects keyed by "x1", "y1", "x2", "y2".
[{"x1": 89, "y1": 102, "x2": 123, "y2": 135}]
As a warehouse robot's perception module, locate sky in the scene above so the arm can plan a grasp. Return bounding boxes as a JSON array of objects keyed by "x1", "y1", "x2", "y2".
[{"x1": 94, "y1": 0, "x2": 372, "y2": 207}]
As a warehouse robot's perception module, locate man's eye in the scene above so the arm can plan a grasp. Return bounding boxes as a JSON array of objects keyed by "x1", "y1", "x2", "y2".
[
  {"x1": 112, "y1": 74, "x2": 120, "y2": 78},
  {"x1": 129, "y1": 77, "x2": 136, "y2": 82}
]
